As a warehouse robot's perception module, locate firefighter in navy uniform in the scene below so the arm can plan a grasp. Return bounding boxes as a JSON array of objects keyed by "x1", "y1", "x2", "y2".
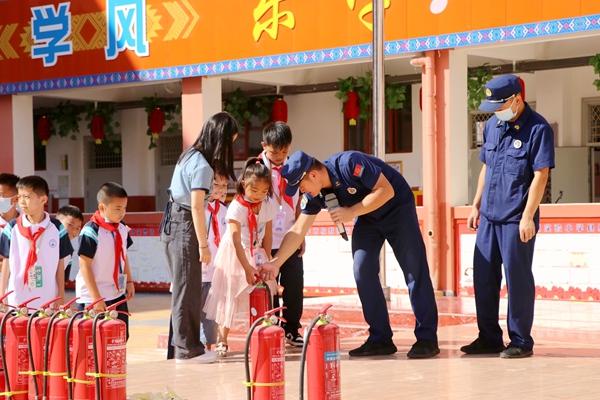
[
  {"x1": 260, "y1": 150, "x2": 439, "y2": 359},
  {"x1": 461, "y1": 75, "x2": 555, "y2": 358}
]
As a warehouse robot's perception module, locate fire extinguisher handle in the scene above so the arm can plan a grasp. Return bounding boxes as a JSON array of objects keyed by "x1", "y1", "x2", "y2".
[
  {"x1": 61, "y1": 296, "x2": 80, "y2": 309},
  {"x1": 85, "y1": 297, "x2": 106, "y2": 311},
  {"x1": 264, "y1": 306, "x2": 286, "y2": 317},
  {"x1": 106, "y1": 297, "x2": 129, "y2": 311},
  {"x1": 0, "y1": 290, "x2": 13, "y2": 303},
  {"x1": 40, "y1": 296, "x2": 63, "y2": 309},
  {"x1": 319, "y1": 304, "x2": 333, "y2": 315},
  {"x1": 17, "y1": 296, "x2": 41, "y2": 308}
]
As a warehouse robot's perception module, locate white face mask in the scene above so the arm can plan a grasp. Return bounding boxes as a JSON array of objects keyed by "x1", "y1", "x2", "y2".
[
  {"x1": 0, "y1": 197, "x2": 13, "y2": 214},
  {"x1": 495, "y1": 97, "x2": 518, "y2": 122}
]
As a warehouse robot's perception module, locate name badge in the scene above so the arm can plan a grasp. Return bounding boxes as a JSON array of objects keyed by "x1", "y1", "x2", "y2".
[
  {"x1": 118, "y1": 273, "x2": 127, "y2": 292},
  {"x1": 253, "y1": 249, "x2": 268, "y2": 267},
  {"x1": 274, "y1": 206, "x2": 286, "y2": 234},
  {"x1": 29, "y1": 265, "x2": 43, "y2": 289}
]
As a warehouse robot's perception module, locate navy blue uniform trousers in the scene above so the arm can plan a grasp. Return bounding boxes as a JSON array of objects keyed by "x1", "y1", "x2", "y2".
[
  {"x1": 352, "y1": 203, "x2": 438, "y2": 344},
  {"x1": 473, "y1": 216, "x2": 536, "y2": 350}
]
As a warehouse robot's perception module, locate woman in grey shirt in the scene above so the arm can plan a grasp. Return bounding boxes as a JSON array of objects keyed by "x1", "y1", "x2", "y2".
[{"x1": 161, "y1": 112, "x2": 238, "y2": 363}]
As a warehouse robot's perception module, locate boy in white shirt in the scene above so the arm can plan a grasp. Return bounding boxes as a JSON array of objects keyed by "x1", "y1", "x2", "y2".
[
  {"x1": 200, "y1": 172, "x2": 229, "y2": 350},
  {"x1": 76, "y1": 182, "x2": 135, "y2": 338},
  {"x1": 260, "y1": 122, "x2": 304, "y2": 347},
  {"x1": 56, "y1": 205, "x2": 83, "y2": 282},
  {"x1": 0, "y1": 176, "x2": 72, "y2": 310},
  {"x1": 0, "y1": 173, "x2": 19, "y2": 266}
]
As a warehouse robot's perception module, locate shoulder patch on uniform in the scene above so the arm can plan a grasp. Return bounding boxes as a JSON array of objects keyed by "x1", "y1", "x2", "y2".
[
  {"x1": 300, "y1": 195, "x2": 308, "y2": 210},
  {"x1": 353, "y1": 164, "x2": 364, "y2": 178}
]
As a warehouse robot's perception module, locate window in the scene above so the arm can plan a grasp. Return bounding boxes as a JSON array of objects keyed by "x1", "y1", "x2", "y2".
[
  {"x1": 233, "y1": 119, "x2": 263, "y2": 161},
  {"x1": 34, "y1": 143, "x2": 47, "y2": 171},
  {"x1": 344, "y1": 90, "x2": 413, "y2": 154},
  {"x1": 588, "y1": 104, "x2": 600, "y2": 143},
  {"x1": 158, "y1": 134, "x2": 182, "y2": 166},
  {"x1": 469, "y1": 112, "x2": 493, "y2": 149},
  {"x1": 88, "y1": 139, "x2": 122, "y2": 169}
]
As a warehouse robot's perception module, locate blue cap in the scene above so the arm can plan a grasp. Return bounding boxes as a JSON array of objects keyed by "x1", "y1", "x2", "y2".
[
  {"x1": 282, "y1": 151, "x2": 314, "y2": 196},
  {"x1": 479, "y1": 74, "x2": 522, "y2": 112}
]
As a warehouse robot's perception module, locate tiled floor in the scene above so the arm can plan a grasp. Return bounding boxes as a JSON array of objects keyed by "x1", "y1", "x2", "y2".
[{"x1": 125, "y1": 293, "x2": 600, "y2": 399}]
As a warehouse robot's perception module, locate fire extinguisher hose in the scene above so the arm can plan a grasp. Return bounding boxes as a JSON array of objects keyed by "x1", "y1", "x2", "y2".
[
  {"x1": 90, "y1": 304, "x2": 130, "y2": 400},
  {"x1": 42, "y1": 311, "x2": 65, "y2": 399},
  {"x1": 65, "y1": 310, "x2": 86, "y2": 400},
  {"x1": 244, "y1": 315, "x2": 267, "y2": 400},
  {"x1": 299, "y1": 304, "x2": 334, "y2": 400},
  {"x1": 26, "y1": 310, "x2": 43, "y2": 400},
  {"x1": 0, "y1": 310, "x2": 17, "y2": 398},
  {"x1": 243, "y1": 306, "x2": 286, "y2": 400}
]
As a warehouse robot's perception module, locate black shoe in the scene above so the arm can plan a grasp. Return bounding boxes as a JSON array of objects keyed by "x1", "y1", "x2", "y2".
[
  {"x1": 500, "y1": 345, "x2": 533, "y2": 359},
  {"x1": 407, "y1": 340, "x2": 440, "y2": 359},
  {"x1": 285, "y1": 332, "x2": 304, "y2": 348},
  {"x1": 460, "y1": 338, "x2": 506, "y2": 355},
  {"x1": 348, "y1": 340, "x2": 397, "y2": 357}
]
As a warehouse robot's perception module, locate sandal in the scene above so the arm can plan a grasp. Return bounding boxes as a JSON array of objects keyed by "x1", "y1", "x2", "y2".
[{"x1": 215, "y1": 342, "x2": 228, "y2": 357}]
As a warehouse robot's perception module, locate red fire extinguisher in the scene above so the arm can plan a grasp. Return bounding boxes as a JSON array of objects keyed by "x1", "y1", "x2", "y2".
[
  {"x1": 0, "y1": 291, "x2": 14, "y2": 395},
  {"x1": 0, "y1": 297, "x2": 41, "y2": 400},
  {"x1": 300, "y1": 305, "x2": 341, "y2": 400},
  {"x1": 89, "y1": 299, "x2": 128, "y2": 400},
  {"x1": 41, "y1": 297, "x2": 79, "y2": 400},
  {"x1": 65, "y1": 299, "x2": 106, "y2": 400},
  {"x1": 244, "y1": 306, "x2": 286, "y2": 400},
  {"x1": 249, "y1": 281, "x2": 273, "y2": 326},
  {"x1": 25, "y1": 296, "x2": 68, "y2": 400}
]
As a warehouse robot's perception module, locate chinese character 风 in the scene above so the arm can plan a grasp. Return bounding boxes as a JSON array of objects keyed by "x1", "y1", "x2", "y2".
[
  {"x1": 31, "y1": 2, "x2": 73, "y2": 67},
  {"x1": 105, "y1": 0, "x2": 149, "y2": 60}
]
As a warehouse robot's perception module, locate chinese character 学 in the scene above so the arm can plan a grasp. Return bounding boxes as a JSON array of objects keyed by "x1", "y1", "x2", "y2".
[
  {"x1": 253, "y1": 0, "x2": 295, "y2": 42},
  {"x1": 105, "y1": 0, "x2": 149, "y2": 60},
  {"x1": 31, "y1": 2, "x2": 73, "y2": 67},
  {"x1": 346, "y1": 0, "x2": 391, "y2": 31}
]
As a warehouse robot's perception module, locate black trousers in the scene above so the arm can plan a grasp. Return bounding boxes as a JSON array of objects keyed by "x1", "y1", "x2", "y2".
[
  {"x1": 161, "y1": 203, "x2": 205, "y2": 360},
  {"x1": 272, "y1": 249, "x2": 304, "y2": 334}
]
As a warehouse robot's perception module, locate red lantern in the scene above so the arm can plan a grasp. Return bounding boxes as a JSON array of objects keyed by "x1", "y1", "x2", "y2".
[
  {"x1": 517, "y1": 76, "x2": 526, "y2": 101},
  {"x1": 343, "y1": 91, "x2": 360, "y2": 126},
  {"x1": 91, "y1": 114, "x2": 105, "y2": 144},
  {"x1": 271, "y1": 96, "x2": 288, "y2": 123},
  {"x1": 148, "y1": 107, "x2": 165, "y2": 141},
  {"x1": 37, "y1": 115, "x2": 51, "y2": 146}
]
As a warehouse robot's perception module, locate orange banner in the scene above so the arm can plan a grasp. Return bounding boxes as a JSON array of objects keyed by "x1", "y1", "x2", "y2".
[{"x1": 1, "y1": 0, "x2": 600, "y2": 90}]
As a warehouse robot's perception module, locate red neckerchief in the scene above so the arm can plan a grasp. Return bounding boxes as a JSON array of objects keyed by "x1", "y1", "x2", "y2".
[
  {"x1": 90, "y1": 211, "x2": 124, "y2": 290},
  {"x1": 235, "y1": 195, "x2": 259, "y2": 256},
  {"x1": 272, "y1": 165, "x2": 295, "y2": 210},
  {"x1": 207, "y1": 201, "x2": 221, "y2": 247},
  {"x1": 16, "y1": 215, "x2": 46, "y2": 286}
]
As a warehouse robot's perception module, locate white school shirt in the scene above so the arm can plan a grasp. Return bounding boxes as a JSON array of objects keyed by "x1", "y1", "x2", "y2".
[
  {"x1": 260, "y1": 153, "x2": 299, "y2": 249},
  {"x1": 203, "y1": 200, "x2": 228, "y2": 282},
  {"x1": 226, "y1": 197, "x2": 277, "y2": 251},
  {"x1": 76, "y1": 220, "x2": 133, "y2": 303},
  {"x1": 0, "y1": 213, "x2": 72, "y2": 310}
]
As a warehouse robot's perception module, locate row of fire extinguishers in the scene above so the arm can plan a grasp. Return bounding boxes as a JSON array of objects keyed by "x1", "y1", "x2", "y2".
[
  {"x1": 0, "y1": 291, "x2": 128, "y2": 400},
  {"x1": 247, "y1": 282, "x2": 341, "y2": 400}
]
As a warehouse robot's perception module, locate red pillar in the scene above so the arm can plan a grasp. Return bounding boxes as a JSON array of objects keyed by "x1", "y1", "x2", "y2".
[
  {"x1": 181, "y1": 77, "x2": 205, "y2": 149},
  {"x1": 412, "y1": 50, "x2": 454, "y2": 293},
  {"x1": 0, "y1": 96, "x2": 15, "y2": 172}
]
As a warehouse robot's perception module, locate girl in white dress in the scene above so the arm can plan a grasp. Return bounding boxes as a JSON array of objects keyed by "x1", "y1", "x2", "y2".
[{"x1": 204, "y1": 157, "x2": 277, "y2": 356}]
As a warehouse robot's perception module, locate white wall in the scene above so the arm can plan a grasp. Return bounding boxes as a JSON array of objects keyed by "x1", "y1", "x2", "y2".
[
  {"x1": 12, "y1": 96, "x2": 34, "y2": 177},
  {"x1": 286, "y1": 91, "x2": 344, "y2": 162},
  {"x1": 120, "y1": 108, "x2": 156, "y2": 196},
  {"x1": 286, "y1": 86, "x2": 425, "y2": 189},
  {"x1": 36, "y1": 119, "x2": 86, "y2": 202}
]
